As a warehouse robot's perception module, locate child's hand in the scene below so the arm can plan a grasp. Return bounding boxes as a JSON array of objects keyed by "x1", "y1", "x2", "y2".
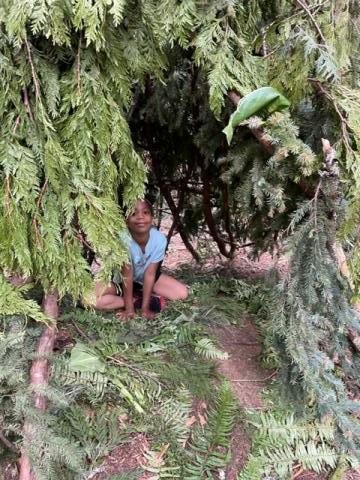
[
  {"x1": 141, "y1": 309, "x2": 157, "y2": 320},
  {"x1": 116, "y1": 309, "x2": 135, "y2": 321}
]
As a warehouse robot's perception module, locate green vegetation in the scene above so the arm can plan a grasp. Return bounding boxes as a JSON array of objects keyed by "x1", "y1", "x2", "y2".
[
  {"x1": 1, "y1": 1, "x2": 360, "y2": 478},
  {"x1": 2, "y1": 275, "x2": 359, "y2": 478}
]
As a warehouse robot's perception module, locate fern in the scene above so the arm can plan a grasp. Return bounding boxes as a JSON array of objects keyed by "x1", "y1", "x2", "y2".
[
  {"x1": 195, "y1": 338, "x2": 229, "y2": 360},
  {"x1": 183, "y1": 383, "x2": 237, "y2": 479},
  {"x1": 239, "y1": 411, "x2": 345, "y2": 480},
  {"x1": 57, "y1": 405, "x2": 126, "y2": 464},
  {"x1": 142, "y1": 447, "x2": 181, "y2": 479}
]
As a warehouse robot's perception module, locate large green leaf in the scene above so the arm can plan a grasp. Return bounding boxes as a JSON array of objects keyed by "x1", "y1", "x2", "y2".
[
  {"x1": 69, "y1": 342, "x2": 106, "y2": 373},
  {"x1": 223, "y1": 87, "x2": 291, "y2": 144}
]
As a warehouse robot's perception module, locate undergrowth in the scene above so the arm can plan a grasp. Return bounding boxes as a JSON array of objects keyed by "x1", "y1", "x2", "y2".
[
  {"x1": 1, "y1": 272, "x2": 359, "y2": 478},
  {"x1": 50, "y1": 277, "x2": 245, "y2": 478}
]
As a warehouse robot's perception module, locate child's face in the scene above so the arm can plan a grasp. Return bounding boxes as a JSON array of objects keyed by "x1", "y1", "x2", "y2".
[{"x1": 127, "y1": 200, "x2": 153, "y2": 235}]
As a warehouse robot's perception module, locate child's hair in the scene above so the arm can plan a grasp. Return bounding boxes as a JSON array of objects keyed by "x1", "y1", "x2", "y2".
[
  {"x1": 125, "y1": 198, "x2": 154, "y2": 217},
  {"x1": 143, "y1": 198, "x2": 154, "y2": 215}
]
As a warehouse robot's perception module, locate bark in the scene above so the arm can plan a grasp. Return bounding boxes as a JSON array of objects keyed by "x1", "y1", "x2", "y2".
[
  {"x1": 18, "y1": 292, "x2": 59, "y2": 480},
  {"x1": 166, "y1": 166, "x2": 194, "y2": 245},
  {"x1": 201, "y1": 170, "x2": 233, "y2": 258},
  {"x1": 221, "y1": 183, "x2": 236, "y2": 258}
]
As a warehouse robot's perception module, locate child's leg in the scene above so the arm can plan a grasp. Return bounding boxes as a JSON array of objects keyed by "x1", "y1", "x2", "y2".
[
  {"x1": 93, "y1": 282, "x2": 126, "y2": 310},
  {"x1": 152, "y1": 274, "x2": 188, "y2": 301}
]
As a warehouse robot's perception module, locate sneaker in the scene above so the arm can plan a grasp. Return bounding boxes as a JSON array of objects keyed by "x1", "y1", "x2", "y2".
[{"x1": 134, "y1": 295, "x2": 166, "y2": 313}]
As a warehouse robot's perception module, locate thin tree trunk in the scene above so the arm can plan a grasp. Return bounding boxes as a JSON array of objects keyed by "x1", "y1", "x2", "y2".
[
  {"x1": 166, "y1": 166, "x2": 194, "y2": 245},
  {"x1": 161, "y1": 186, "x2": 200, "y2": 262},
  {"x1": 18, "y1": 292, "x2": 59, "y2": 480},
  {"x1": 221, "y1": 183, "x2": 236, "y2": 257},
  {"x1": 150, "y1": 156, "x2": 200, "y2": 262},
  {"x1": 201, "y1": 170, "x2": 232, "y2": 258}
]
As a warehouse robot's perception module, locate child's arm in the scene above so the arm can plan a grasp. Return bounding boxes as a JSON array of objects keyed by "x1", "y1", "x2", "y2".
[
  {"x1": 142, "y1": 263, "x2": 159, "y2": 319},
  {"x1": 120, "y1": 263, "x2": 135, "y2": 319}
]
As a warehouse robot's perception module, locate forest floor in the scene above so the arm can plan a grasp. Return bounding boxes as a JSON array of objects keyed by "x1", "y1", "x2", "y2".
[{"x1": 2, "y1": 228, "x2": 359, "y2": 480}]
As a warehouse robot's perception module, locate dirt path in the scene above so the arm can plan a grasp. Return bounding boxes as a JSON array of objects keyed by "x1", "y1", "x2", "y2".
[
  {"x1": 214, "y1": 318, "x2": 270, "y2": 409},
  {"x1": 212, "y1": 318, "x2": 272, "y2": 479}
]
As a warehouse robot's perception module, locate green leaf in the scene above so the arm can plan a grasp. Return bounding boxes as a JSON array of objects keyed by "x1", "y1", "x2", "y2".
[
  {"x1": 69, "y1": 343, "x2": 106, "y2": 373},
  {"x1": 223, "y1": 87, "x2": 291, "y2": 144}
]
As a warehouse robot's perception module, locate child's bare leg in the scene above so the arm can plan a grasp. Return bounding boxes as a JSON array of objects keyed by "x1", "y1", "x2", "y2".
[
  {"x1": 94, "y1": 282, "x2": 125, "y2": 310},
  {"x1": 152, "y1": 274, "x2": 188, "y2": 301}
]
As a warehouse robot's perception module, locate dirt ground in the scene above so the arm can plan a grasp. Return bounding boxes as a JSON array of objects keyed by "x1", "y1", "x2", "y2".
[{"x1": 214, "y1": 319, "x2": 269, "y2": 479}]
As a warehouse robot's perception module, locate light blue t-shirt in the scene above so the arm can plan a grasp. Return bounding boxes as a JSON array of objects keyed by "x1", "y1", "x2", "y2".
[{"x1": 129, "y1": 228, "x2": 167, "y2": 284}]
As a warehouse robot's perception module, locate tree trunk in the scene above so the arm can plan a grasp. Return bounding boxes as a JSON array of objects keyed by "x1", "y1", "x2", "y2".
[
  {"x1": 201, "y1": 170, "x2": 233, "y2": 258},
  {"x1": 18, "y1": 292, "x2": 59, "y2": 480},
  {"x1": 150, "y1": 155, "x2": 201, "y2": 262}
]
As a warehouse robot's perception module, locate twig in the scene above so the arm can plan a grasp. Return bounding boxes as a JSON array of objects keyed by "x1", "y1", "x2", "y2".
[
  {"x1": 295, "y1": 0, "x2": 326, "y2": 44},
  {"x1": 230, "y1": 371, "x2": 277, "y2": 382},
  {"x1": 76, "y1": 36, "x2": 82, "y2": 95},
  {"x1": 13, "y1": 115, "x2": 21, "y2": 134},
  {"x1": 85, "y1": 465, "x2": 106, "y2": 480},
  {"x1": 107, "y1": 354, "x2": 163, "y2": 386},
  {"x1": 24, "y1": 35, "x2": 41, "y2": 101},
  {"x1": 292, "y1": 465, "x2": 305, "y2": 480},
  {"x1": 70, "y1": 319, "x2": 91, "y2": 341},
  {"x1": 36, "y1": 178, "x2": 49, "y2": 210},
  {"x1": 22, "y1": 87, "x2": 34, "y2": 122}
]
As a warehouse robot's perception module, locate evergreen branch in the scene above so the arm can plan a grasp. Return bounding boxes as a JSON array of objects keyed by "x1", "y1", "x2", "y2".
[
  {"x1": 4, "y1": 175, "x2": 13, "y2": 214},
  {"x1": 76, "y1": 36, "x2": 82, "y2": 95},
  {"x1": 295, "y1": 0, "x2": 326, "y2": 44},
  {"x1": 24, "y1": 36, "x2": 41, "y2": 101},
  {"x1": 309, "y1": 79, "x2": 352, "y2": 156}
]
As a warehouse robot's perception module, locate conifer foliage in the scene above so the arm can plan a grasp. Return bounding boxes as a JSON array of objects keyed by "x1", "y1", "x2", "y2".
[{"x1": 1, "y1": 0, "x2": 360, "y2": 478}]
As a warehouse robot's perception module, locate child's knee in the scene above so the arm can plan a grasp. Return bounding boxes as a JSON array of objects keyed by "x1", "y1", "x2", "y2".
[{"x1": 176, "y1": 284, "x2": 188, "y2": 301}]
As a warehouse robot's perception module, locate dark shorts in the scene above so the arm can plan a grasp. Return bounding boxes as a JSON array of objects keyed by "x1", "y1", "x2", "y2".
[{"x1": 112, "y1": 263, "x2": 162, "y2": 296}]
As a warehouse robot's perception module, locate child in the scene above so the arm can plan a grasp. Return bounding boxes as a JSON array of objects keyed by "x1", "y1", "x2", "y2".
[{"x1": 94, "y1": 199, "x2": 188, "y2": 319}]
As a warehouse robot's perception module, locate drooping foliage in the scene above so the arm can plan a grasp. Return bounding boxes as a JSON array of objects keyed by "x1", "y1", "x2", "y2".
[{"x1": 1, "y1": 0, "x2": 360, "y2": 478}]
